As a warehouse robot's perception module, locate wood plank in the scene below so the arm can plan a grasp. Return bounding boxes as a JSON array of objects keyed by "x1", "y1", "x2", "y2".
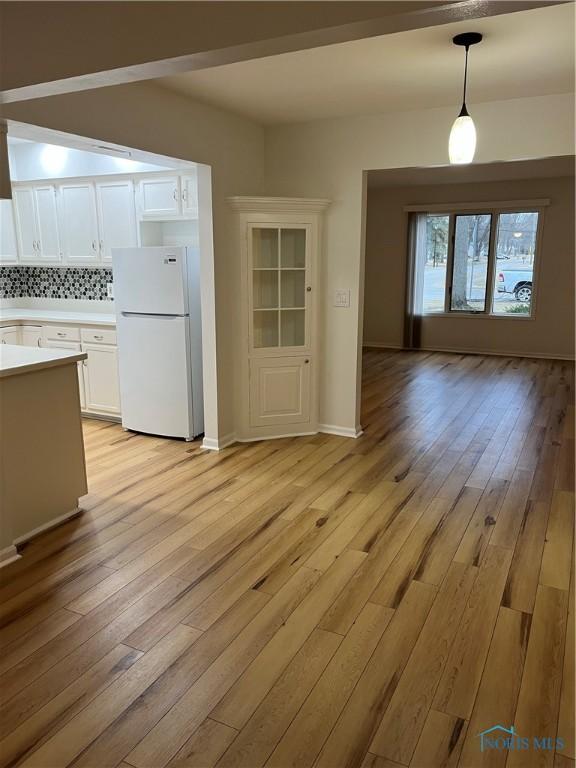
[
  {"x1": 409, "y1": 709, "x2": 468, "y2": 767},
  {"x1": 314, "y1": 580, "x2": 436, "y2": 768},
  {"x1": 458, "y1": 606, "x2": 531, "y2": 768},
  {"x1": 267, "y1": 602, "x2": 393, "y2": 768},
  {"x1": 556, "y1": 556, "x2": 575, "y2": 760},
  {"x1": 540, "y1": 490, "x2": 574, "y2": 591},
  {"x1": 502, "y1": 500, "x2": 550, "y2": 613},
  {"x1": 507, "y1": 585, "x2": 568, "y2": 768},
  {"x1": 370, "y1": 561, "x2": 477, "y2": 764},
  {"x1": 214, "y1": 628, "x2": 341, "y2": 768},
  {"x1": 433, "y1": 545, "x2": 513, "y2": 720},
  {"x1": 168, "y1": 719, "x2": 237, "y2": 768}
]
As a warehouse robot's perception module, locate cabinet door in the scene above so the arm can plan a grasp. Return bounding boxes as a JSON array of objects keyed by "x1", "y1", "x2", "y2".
[
  {"x1": 96, "y1": 180, "x2": 138, "y2": 261},
  {"x1": 20, "y1": 326, "x2": 42, "y2": 347},
  {"x1": 0, "y1": 200, "x2": 18, "y2": 263},
  {"x1": 83, "y1": 343, "x2": 121, "y2": 414},
  {"x1": 0, "y1": 326, "x2": 21, "y2": 344},
  {"x1": 180, "y1": 173, "x2": 198, "y2": 218},
  {"x1": 59, "y1": 183, "x2": 99, "y2": 261},
  {"x1": 249, "y1": 226, "x2": 311, "y2": 354},
  {"x1": 34, "y1": 186, "x2": 61, "y2": 261},
  {"x1": 139, "y1": 177, "x2": 181, "y2": 218},
  {"x1": 13, "y1": 187, "x2": 38, "y2": 260},
  {"x1": 249, "y1": 356, "x2": 311, "y2": 427}
]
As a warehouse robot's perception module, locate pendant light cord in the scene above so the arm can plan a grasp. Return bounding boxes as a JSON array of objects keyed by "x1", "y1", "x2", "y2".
[{"x1": 459, "y1": 45, "x2": 470, "y2": 116}]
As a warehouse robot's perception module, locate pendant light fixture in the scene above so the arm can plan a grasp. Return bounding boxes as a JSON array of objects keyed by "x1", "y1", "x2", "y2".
[{"x1": 449, "y1": 32, "x2": 482, "y2": 165}]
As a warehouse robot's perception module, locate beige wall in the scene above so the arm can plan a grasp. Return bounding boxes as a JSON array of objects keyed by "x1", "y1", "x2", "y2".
[
  {"x1": 364, "y1": 175, "x2": 575, "y2": 359},
  {"x1": 265, "y1": 93, "x2": 575, "y2": 431},
  {"x1": 2, "y1": 82, "x2": 266, "y2": 440}
]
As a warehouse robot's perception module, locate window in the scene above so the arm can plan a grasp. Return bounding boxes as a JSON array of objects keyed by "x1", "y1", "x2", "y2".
[{"x1": 415, "y1": 208, "x2": 540, "y2": 317}]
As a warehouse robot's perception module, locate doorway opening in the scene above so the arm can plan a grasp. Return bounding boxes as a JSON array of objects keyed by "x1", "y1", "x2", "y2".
[{"x1": 2, "y1": 120, "x2": 219, "y2": 448}]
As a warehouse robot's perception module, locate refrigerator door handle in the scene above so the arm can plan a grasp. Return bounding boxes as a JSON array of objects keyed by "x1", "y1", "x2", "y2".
[{"x1": 121, "y1": 312, "x2": 188, "y2": 319}]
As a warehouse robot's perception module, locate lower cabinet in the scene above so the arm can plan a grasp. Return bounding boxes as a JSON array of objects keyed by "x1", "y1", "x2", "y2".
[
  {"x1": 0, "y1": 326, "x2": 21, "y2": 344},
  {"x1": 20, "y1": 325, "x2": 43, "y2": 347},
  {"x1": 249, "y1": 356, "x2": 311, "y2": 428},
  {"x1": 81, "y1": 342, "x2": 121, "y2": 415},
  {"x1": 42, "y1": 339, "x2": 86, "y2": 411}
]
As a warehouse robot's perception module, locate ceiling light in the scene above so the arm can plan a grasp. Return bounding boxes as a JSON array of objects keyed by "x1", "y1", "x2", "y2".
[
  {"x1": 449, "y1": 32, "x2": 482, "y2": 165},
  {"x1": 40, "y1": 144, "x2": 68, "y2": 175}
]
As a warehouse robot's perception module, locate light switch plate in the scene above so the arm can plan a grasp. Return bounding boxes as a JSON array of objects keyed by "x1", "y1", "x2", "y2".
[
  {"x1": 107, "y1": 282, "x2": 114, "y2": 299},
  {"x1": 334, "y1": 289, "x2": 350, "y2": 308}
]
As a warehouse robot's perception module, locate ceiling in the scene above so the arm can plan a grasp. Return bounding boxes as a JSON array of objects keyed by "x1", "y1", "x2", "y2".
[
  {"x1": 367, "y1": 155, "x2": 575, "y2": 187},
  {"x1": 157, "y1": 3, "x2": 574, "y2": 125}
]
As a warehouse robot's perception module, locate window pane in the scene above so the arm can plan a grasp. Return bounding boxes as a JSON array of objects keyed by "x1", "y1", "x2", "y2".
[
  {"x1": 492, "y1": 212, "x2": 538, "y2": 316},
  {"x1": 422, "y1": 215, "x2": 449, "y2": 312},
  {"x1": 450, "y1": 214, "x2": 491, "y2": 312}
]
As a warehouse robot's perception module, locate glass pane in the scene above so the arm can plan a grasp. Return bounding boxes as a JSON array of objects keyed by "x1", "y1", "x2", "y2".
[
  {"x1": 280, "y1": 309, "x2": 305, "y2": 347},
  {"x1": 422, "y1": 215, "x2": 449, "y2": 312},
  {"x1": 280, "y1": 270, "x2": 305, "y2": 308},
  {"x1": 253, "y1": 310, "x2": 279, "y2": 348},
  {"x1": 253, "y1": 271, "x2": 278, "y2": 309},
  {"x1": 281, "y1": 229, "x2": 306, "y2": 268},
  {"x1": 450, "y1": 214, "x2": 491, "y2": 312},
  {"x1": 253, "y1": 228, "x2": 278, "y2": 268},
  {"x1": 492, "y1": 212, "x2": 538, "y2": 316}
]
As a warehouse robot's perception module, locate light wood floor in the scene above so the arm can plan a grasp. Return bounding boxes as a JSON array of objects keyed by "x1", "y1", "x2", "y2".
[{"x1": 1, "y1": 350, "x2": 574, "y2": 768}]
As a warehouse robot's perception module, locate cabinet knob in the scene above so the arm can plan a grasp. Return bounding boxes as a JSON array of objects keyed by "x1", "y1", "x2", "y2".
[
  {"x1": 305, "y1": 359, "x2": 310, "y2": 364},
  {"x1": 306, "y1": 286, "x2": 312, "y2": 292}
]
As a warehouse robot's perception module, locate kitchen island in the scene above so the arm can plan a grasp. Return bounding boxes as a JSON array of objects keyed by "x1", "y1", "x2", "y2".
[{"x1": 0, "y1": 344, "x2": 88, "y2": 566}]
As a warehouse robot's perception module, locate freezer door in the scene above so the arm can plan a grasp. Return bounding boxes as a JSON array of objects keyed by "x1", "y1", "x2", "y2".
[
  {"x1": 116, "y1": 313, "x2": 195, "y2": 439},
  {"x1": 112, "y1": 247, "x2": 188, "y2": 315}
]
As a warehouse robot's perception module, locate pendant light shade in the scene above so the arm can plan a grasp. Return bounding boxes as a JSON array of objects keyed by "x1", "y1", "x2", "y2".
[
  {"x1": 449, "y1": 110, "x2": 476, "y2": 165},
  {"x1": 449, "y1": 32, "x2": 482, "y2": 165}
]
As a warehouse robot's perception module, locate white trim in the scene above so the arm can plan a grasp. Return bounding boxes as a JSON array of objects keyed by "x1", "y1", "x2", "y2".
[
  {"x1": 82, "y1": 412, "x2": 121, "y2": 423},
  {"x1": 236, "y1": 430, "x2": 318, "y2": 443},
  {"x1": 12, "y1": 507, "x2": 82, "y2": 546},
  {"x1": 363, "y1": 342, "x2": 403, "y2": 349},
  {"x1": 202, "y1": 432, "x2": 236, "y2": 451},
  {"x1": 419, "y1": 345, "x2": 573, "y2": 361},
  {"x1": 319, "y1": 423, "x2": 363, "y2": 438},
  {"x1": 228, "y1": 196, "x2": 331, "y2": 214},
  {"x1": 403, "y1": 199, "x2": 550, "y2": 213},
  {"x1": 0, "y1": 545, "x2": 21, "y2": 568}
]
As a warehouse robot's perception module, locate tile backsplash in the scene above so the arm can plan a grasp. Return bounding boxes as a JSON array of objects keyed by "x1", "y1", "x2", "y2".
[{"x1": 0, "y1": 266, "x2": 113, "y2": 301}]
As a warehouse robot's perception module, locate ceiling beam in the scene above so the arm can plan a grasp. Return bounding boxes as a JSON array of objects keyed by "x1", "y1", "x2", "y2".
[{"x1": 0, "y1": 0, "x2": 565, "y2": 105}]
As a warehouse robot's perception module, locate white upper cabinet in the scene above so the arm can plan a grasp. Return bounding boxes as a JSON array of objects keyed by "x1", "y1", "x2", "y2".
[
  {"x1": 13, "y1": 185, "x2": 61, "y2": 262},
  {"x1": 0, "y1": 200, "x2": 18, "y2": 263},
  {"x1": 13, "y1": 187, "x2": 38, "y2": 260},
  {"x1": 138, "y1": 177, "x2": 181, "y2": 219},
  {"x1": 58, "y1": 183, "x2": 99, "y2": 262},
  {"x1": 34, "y1": 186, "x2": 61, "y2": 260},
  {"x1": 96, "y1": 180, "x2": 138, "y2": 261},
  {"x1": 181, "y1": 173, "x2": 199, "y2": 218}
]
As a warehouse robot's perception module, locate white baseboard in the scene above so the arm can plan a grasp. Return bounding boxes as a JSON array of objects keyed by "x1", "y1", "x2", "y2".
[
  {"x1": 202, "y1": 432, "x2": 236, "y2": 451},
  {"x1": 319, "y1": 423, "x2": 363, "y2": 438},
  {"x1": 363, "y1": 341, "x2": 574, "y2": 361},
  {"x1": 235, "y1": 430, "x2": 317, "y2": 443},
  {"x1": 12, "y1": 507, "x2": 82, "y2": 546},
  {"x1": 419, "y1": 345, "x2": 575, "y2": 361},
  {"x1": 0, "y1": 545, "x2": 21, "y2": 568},
  {"x1": 363, "y1": 342, "x2": 403, "y2": 349}
]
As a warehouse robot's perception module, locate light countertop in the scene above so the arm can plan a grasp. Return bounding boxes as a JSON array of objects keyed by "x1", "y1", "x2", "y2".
[
  {"x1": 0, "y1": 344, "x2": 87, "y2": 378},
  {"x1": 0, "y1": 309, "x2": 116, "y2": 326}
]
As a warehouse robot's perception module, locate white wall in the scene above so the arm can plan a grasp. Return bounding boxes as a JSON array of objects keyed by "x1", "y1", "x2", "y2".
[
  {"x1": 8, "y1": 141, "x2": 171, "y2": 181},
  {"x1": 2, "y1": 82, "x2": 266, "y2": 442},
  {"x1": 265, "y1": 93, "x2": 575, "y2": 432}
]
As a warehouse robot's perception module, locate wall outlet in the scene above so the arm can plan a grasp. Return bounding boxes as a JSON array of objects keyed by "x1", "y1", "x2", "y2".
[
  {"x1": 334, "y1": 289, "x2": 350, "y2": 308},
  {"x1": 107, "y1": 282, "x2": 114, "y2": 299}
]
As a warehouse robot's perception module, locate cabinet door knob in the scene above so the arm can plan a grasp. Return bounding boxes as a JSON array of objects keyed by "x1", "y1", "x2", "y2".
[
  {"x1": 306, "y1": 286, "x2": 312, "y2": 292},
  {"x1": 305, "y1": 359, "x2": 310, "y2": 364}
]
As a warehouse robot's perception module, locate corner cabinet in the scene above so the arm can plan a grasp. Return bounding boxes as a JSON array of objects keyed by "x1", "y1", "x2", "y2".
[{"x1": 230, "y1": 197, "x2": 330, "y2": 441}]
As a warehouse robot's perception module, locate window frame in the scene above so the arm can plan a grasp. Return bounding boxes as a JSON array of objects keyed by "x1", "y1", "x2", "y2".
[{"x1": 410, "y1": 202, "x2": 546, "y2": 320}]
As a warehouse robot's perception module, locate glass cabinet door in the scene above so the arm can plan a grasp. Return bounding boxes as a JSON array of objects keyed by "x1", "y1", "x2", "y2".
[{"x1": 251, "y1": 226, "x2": 309, "y2": 350}]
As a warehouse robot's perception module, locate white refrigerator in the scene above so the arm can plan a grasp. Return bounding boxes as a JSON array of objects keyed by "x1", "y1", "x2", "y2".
[{"x1": 112, "y1": 246, "x2": 204, "y2": 440}]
